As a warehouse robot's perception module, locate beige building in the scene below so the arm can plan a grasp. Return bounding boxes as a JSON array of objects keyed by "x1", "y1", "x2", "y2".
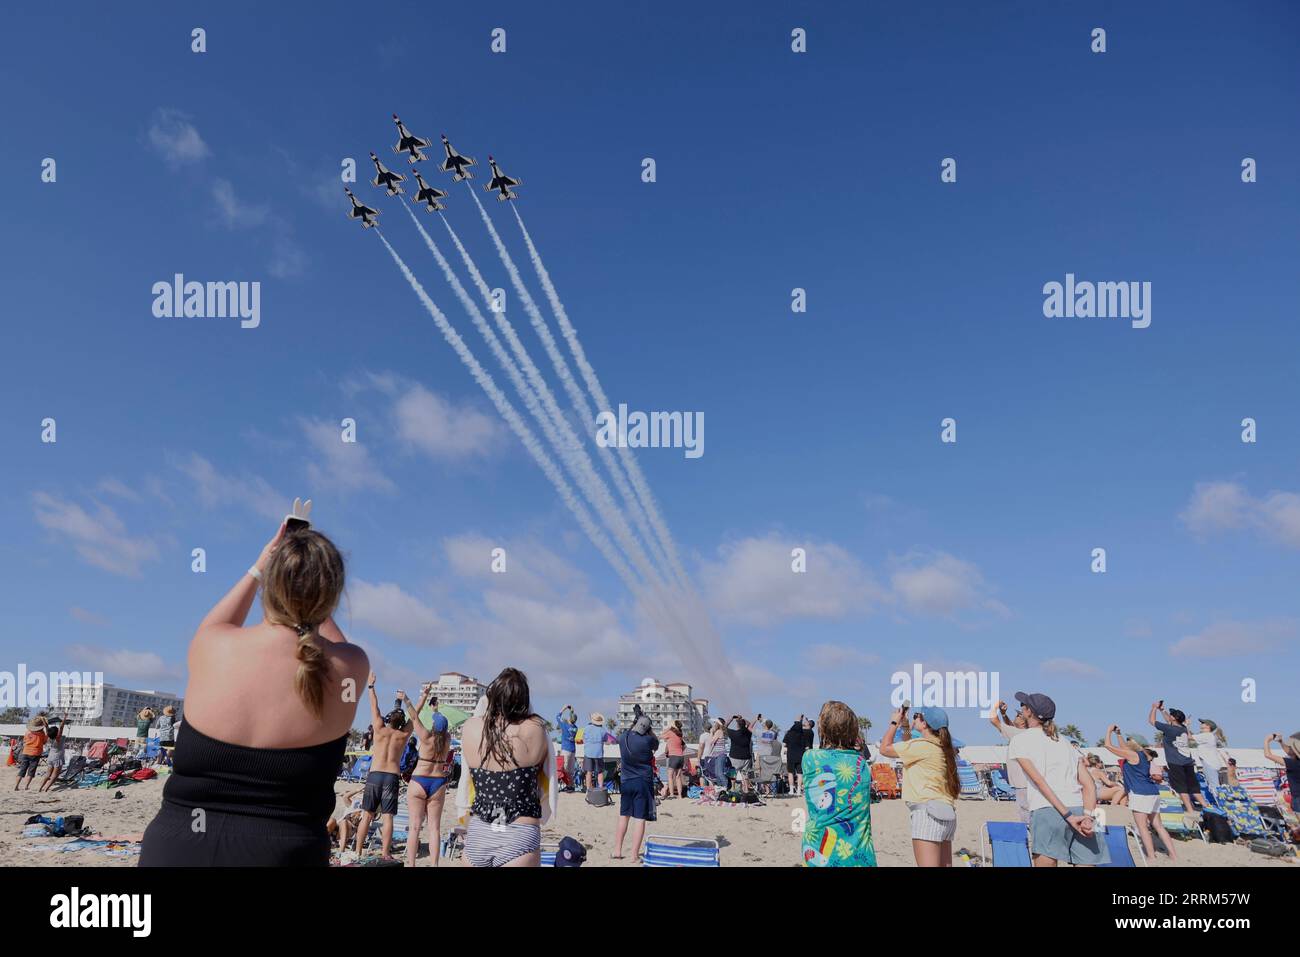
[
  {"x1": 616, "y1": 677, "x2": 709, "y2": 737},
  {"x1": 431, "y1": 672, "x2": 486, "y2": 713},
  {"x1": 54, "y1": 683, "x2": 183, "y2": 728}
]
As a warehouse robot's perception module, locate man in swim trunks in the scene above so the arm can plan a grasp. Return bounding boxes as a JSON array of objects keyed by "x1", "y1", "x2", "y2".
[{"x1": 354, "y1": 674, "x2": 411, "y2": 860}]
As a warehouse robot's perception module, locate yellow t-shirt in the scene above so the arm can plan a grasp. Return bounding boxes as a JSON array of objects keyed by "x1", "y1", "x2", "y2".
[{"x1": 893, "y1": 737, "x2": 955, "y2": 805}]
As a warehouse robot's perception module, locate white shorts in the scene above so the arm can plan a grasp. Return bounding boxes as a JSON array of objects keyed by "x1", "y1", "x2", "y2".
[
  {"x1": 907, "y1": 801, "x2": 957, "y2": 842},
  {"x1": 1128, "y1": 791, "x2": 1160, "y2": 815}
]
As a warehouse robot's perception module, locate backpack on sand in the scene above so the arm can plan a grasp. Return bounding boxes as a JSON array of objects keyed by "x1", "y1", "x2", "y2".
[{"x1": 585, "y1": 787, "x2": 610, "y2": 807}]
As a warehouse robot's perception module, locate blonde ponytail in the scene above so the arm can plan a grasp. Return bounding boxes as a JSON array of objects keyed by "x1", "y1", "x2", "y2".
[{"x1": 294, "y1": 632, "x2": 330, "y2": 719}]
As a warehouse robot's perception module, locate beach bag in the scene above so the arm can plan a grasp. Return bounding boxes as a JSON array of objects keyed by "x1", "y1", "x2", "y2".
[
  {"x1": 1201, "y1": 811, "x2": 1234, "y2": 844},
  {"x1": 585, "y1": 787, "x2": 610, "y2": 807},
  {"x1": 131, "y1": 768, "x2": 156, "y2": 781},
  {"x1": 1248, "y1": 838, "x2": 1291, "y2": 857}
]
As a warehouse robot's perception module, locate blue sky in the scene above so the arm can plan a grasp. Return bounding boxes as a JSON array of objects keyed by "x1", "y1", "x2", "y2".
[{"x1": 2, "y1": 1, "x2": 1298, "y2": 745}]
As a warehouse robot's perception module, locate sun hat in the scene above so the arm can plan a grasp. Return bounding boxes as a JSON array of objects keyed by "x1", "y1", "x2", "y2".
[
  {"x1": 1014, "y1": 691, "x2": 1056, "y2": 722},
  {"x1": 26, "y1": 715, "x2": 48, "y2": 732},
  {"x1": 914, "y1": 706, "x2": 949, "y2": 730},
  {"x1": 589, "y1": 712, "x2": 604, "y2": 725}
]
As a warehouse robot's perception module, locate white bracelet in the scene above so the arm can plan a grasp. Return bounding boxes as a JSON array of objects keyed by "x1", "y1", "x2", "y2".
[{"x1": 247, "y1": 566, "x2": 263, "y2": 582}]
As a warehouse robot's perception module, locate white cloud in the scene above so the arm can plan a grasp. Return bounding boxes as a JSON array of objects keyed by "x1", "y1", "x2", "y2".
[
  {"x1": 302, "y1": 419, "x2": 396, "y2": 494},
  {"x1": 1181, "y1": 481, "x2": 1300, "y2": 548},
  {"x1": 31, "y1": 493, "x2": 160, "y2": 577},
  {"x1": 889, "y1": 551, "x2": 1007, "y2": 619},
  {"x1": 805, "y1": 643, "x2": 880, "y2": 671},
  {"x1": 1168, "y1": 619, "x2": 1297, "y2": 658},
  {"x1": 96, "y1": 477, "x2": 143, "y2": 503},
  {"x1": 211, "y1": 178, "x2": 269, "y2": 229},
  {"x1": 69, "y1": 607, "x2": 110, "y2": 627},
  {"x1": 147, "y1": 108, "x2": 210, "y2": 165},
  {"x1": 347, "y1": 579, "x2": 448, "y2": 644},
  {"x1": 461, "y1": 589, "x2": 643, "y2": 695},
  {"x1": 268, "y1": 232, "x2": 308, "y2": 278},
  {"x1": 65, "y1": 644, "x2": 183, "y2": 683},
  {"x1": 443, "y1": 533, "x2": 584, "y2": 600},
  {"x1": 700, "y1": 535, "x2": 883, "y2": 627},
  {"x1": 393, "y1": 383, "x2": 503, "y2": 460},
  {"x1": 1040, "y1": 657, "x2": 1104, "y2": 678},
  {"x1": 173, "y1": 453, "x2": 285, "y2": 522}
]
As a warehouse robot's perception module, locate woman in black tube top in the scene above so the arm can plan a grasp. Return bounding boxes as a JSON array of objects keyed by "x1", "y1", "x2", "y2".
[{"x1": 140, "y1": 520, "x2": 370, "y2": 866}]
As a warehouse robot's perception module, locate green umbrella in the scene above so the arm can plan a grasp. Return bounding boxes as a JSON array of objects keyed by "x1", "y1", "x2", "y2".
[{"x1": 419, "y1": 702, "x2": 468, "y2": 732}]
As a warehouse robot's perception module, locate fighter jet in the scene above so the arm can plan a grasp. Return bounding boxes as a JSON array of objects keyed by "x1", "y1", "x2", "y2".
[
  {"x1": 484, "y1": 155, "x2": 521, "y2": 201},
  {"x1": 411, "y1": 170, "x2": 447, "y2": 212},
  {"x1": 370, "y1": 152, "x2": 405, "y2": 195},
  {"x1": 391, "y1": 114, "x2": 432, "y2": 163},
  {"x1": 344, "y1": 188, "x2": 380, "y2": 228},
  {"x1": 439, "y1": 134, "x2": 476, "y2": 181}
]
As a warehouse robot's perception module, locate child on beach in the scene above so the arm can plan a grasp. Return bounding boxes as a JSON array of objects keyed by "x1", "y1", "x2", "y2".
[{"x1": 800, "y1": 701, "x2": 875, "y2": 867}]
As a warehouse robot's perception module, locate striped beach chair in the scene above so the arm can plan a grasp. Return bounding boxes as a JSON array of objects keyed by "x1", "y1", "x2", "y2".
[
  {"x1": 642, "y1": 834, "x2": 720, "y2": 867},
  {"x1": 957, "y1": 760, "x2": 987, "y2": 799},
  {"x1": 1237, "y1": 769, "x2": 1280, "y2": 809},
  {"x1": 1157, "y1": 786, "x2": 1200, "y2": 840},
  {"x1": 981, "y1": 821, "x2": 1030, "y2": 867},
  {"x1": 540, "y1": 841, "x2": 559, "y2": 867}
]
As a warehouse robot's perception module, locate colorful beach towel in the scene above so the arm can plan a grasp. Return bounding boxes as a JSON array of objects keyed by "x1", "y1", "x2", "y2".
[{"x1": 800, "y1": 749, "x2": 876, "y2": 867}]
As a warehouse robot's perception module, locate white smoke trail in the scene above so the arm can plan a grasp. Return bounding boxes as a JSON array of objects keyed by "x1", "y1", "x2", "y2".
[
  {"x1": 465, "y1": 185, "x2": 675, "y2": 583},
  {"x1": 510, "y1": 203, "x2": 691, "y2": 592},
  {"x1": 373, "y1": 229, "x2": 639, "y2": 593},
  {"x1": 465, "y1": 191, "x2": 745, "y2": 708},
  {"x1": 401, "y1": 200, "x2": 663, "y2": 601}
]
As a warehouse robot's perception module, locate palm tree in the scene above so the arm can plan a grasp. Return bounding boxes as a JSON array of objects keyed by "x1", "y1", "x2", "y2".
[
  {"x1": 1059, "y1": 723, "x2": 1084, "y2": 745},
  {"x1": 857, "y1": 717, "x2": 873, "y2": 733}
]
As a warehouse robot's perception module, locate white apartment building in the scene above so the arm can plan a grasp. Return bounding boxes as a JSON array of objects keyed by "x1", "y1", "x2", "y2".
[
  {"x1": 616, "y1": 678, "x2": 710, "y2": 737},
  {"x1": 431, "y1": 672, "x2": 486, "y2": 713},
  {"x1": 54, "y1": 683, "x2": 183, "y2": 728}
]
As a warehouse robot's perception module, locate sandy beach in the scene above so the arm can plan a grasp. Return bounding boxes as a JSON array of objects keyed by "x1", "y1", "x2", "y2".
[{"x1": 2, "y1": 773, "x2": 1293, "y2": 868}]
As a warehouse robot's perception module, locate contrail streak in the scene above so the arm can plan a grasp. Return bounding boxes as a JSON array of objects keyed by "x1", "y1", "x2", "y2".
[
  {"x1": 465, "y1": 191, "x2": 744, "y2": 708},
  {"x1": 373, "y1": 229, "x2": 639, "y2": 593},
  {"x1": 401, "y1": 199, "x2": 662, "y2": 600},
  {"x1": 511, "y1": 203, "x2": 691, "y2": 591},
  {"x1": 465, "y1": 185, "x2": 675, "y2": 584}
]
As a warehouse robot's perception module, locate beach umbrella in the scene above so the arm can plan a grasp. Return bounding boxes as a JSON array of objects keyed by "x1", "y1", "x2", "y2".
[{"x1": 419, "y1": 702, "x2": 469, "y2": 731}]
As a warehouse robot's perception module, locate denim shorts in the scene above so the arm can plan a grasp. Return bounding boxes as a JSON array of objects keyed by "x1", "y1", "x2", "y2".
[{"x1": 1030, "y1": 806, "x2": 1110, "y2": 865}]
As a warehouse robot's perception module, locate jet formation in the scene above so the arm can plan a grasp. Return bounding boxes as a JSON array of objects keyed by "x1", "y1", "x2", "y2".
[{"x1": 347, "y1": 114, "x2": 521, "y2": 226}]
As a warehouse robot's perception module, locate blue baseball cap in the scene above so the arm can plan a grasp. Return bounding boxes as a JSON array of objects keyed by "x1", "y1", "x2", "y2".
[
  {"x1": 431, "y1": 713, "x2": 449, "y2": 733},
  {"x1": 914, "y1": 706, "x2": 949, "y2": 730}
]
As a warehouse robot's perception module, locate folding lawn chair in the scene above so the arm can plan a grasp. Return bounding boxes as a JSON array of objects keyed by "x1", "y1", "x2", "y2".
[
  {"x1": 957, "y1": 760, "x2": 987, "y2": 799},
  {"x1": 1158, "y1": 786, "x2": 1202, "y2": 842},
  {"x1": 1209, "y1": 783, "x2": 1273, "y2": 839},
  {"x1": 1098, "y1": 825, "x2": 1145, "y2": 867},
  {"x1": 870, "y1": 762, "x2": 900, "y2": 798},
  {"x1": 540, "y1": 841, "x2": 559, "y2": 867},
  {"x1": 343, "y1": 754, "x2": 372, "y2": 782},
  {"x1": 988, "y1": 768, "x2": 1016, "y2": 801},
  {"x1": 642, "y1": 834, "x2": 721, "y2": 867},
  {"x1": 981, "y1": 821, "x2": 1030, "y2": 867}
]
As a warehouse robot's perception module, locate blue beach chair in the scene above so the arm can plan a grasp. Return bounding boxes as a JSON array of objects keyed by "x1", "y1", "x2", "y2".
[
  {"x1": 988, "y1": 769, "x2": 1016, "y2": 801},
  {"x1": 981, "y1": 821, "x2": 1031, "y2": 867},
  {"x1": 1098, "y1": 825, "x2": 1144, "y2": 867},
  {"x1": 343, "y1": 755, "x2": 372, "y2": 782},
  {"x1": 957, "y1": 760, "x2": 987, "y2": 799},
  {"x1": 642, "y1": 834, "x2": 721, "y2": 867}
]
